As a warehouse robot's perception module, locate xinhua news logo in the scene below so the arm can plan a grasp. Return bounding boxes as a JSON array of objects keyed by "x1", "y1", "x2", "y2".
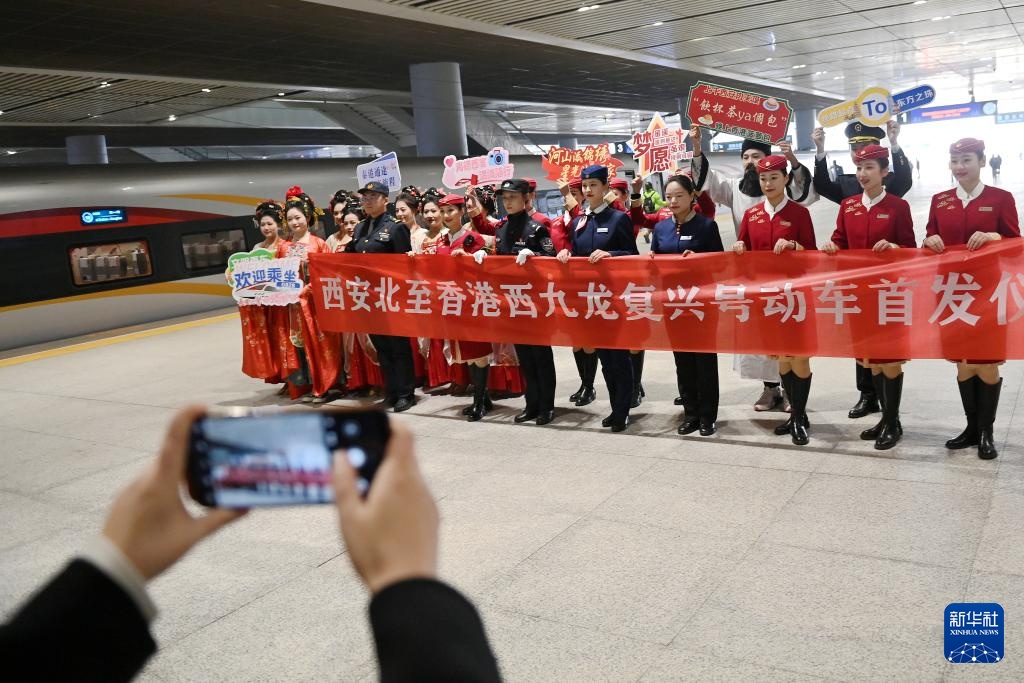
[{"x1": 945, "y1": 603, "x2": 1004, "y2": 664}]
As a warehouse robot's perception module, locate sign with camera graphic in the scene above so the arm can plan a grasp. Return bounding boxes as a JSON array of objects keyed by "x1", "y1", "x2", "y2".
[{"x1": 441, "y1": 147, "x2": 515, "y2": 189}]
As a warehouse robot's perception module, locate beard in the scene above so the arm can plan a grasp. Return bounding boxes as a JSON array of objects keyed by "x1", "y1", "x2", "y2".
[{"x1": 738, "y1": 163, "x2": 764, "y2": 197}]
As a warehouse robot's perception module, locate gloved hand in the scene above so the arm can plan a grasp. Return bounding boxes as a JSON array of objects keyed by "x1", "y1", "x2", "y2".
[
  {"x1": 515, "y1": 248, "x2": 534, "y2": 265},
  {"x1": 472, "y1": 250, "x2": 487, "y2": 265}
]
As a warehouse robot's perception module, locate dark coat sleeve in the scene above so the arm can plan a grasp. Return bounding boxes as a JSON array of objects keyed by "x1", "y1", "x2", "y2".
[
  {"x1": 704, "y1": 219, "x2": 725, "y2": 253},
  {"x1": 0, "y1": 560, "x2": 156, "y2": 683},
  {"x1": 369, "y1": 579, "x2": 500, "y2": 683},
  {"x1": 885, "y1": 147, "x2": 914, "y2": 197},
  {"x1": 390, "y1": 221, "x2": 412, "y2": 254},
  {"x1": 813, "y1": 155, "x2": 845, "y2": 205}
]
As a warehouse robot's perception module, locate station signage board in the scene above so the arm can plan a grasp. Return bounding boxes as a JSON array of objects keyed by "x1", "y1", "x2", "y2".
[
  {"x1": 996, "y1": 111, "x2": 1024, "y2": 124},
  {"x1": 80, "y1": 208, "x2": 127, "y2": 226},
  {"x1": 908, "y1": 101, "x2": 997, "y2": 124}
]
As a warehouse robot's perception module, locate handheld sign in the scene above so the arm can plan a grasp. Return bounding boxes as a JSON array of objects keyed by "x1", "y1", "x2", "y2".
[
  {"x1": 818, "y1": 86, "x2": 893, "y2": 128},
  {"x1": 686, "y1": 81, "x2": 792, "y2": 144},
  {"x1": 356, "y1": 152, "x2": 402, "y2": 193},
  {"x1": 441, "y1": 147, "x2": 514, "y2": 189},
  {"x1": 542, "y1": 144, "x2": 624, "y2": 183},
  {"x1": 891, "y1": 84, "x2": 936, "y2": 114},
  {"x1": 632, "y1": 113, "x2": 693, "y2": 178},
  {"x1": 227, "y1": 249, "x2": 302, "y2": 306}
]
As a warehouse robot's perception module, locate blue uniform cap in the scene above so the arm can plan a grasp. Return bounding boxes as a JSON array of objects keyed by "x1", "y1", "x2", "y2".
[{"x1": 580, "y1": 164, "x2": 608, "y2": 183}]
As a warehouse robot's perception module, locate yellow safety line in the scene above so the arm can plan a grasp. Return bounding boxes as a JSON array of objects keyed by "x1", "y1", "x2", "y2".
[
  {"x1": 0, "y1": 282, "x2": 233, "y2": 313},
  {"x1": 0, "y1": 312, "x2": 238, "y2": 368}
]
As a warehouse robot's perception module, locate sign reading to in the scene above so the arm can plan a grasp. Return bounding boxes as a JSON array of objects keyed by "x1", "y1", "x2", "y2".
[
  {"x1": 80, "y1": 208, "x2": 126, "y2": 226},
  {"x1": 541, "y1": 144, "x2": 624, "y2": 183},
  {"x1": 356, "y1": 152, "x2": 402, "y2": 193},
  {"x1": 686, "y1": 81, "x2": 792, "y2": 143},
  {"x1": 631, "y1": 113, "x2": 693, "y2": 178},
  {"x1": 442, "y1": 147, "x2": 514, "y2": 189},
  {"x1": 908, "y1": 101, "x2": 998, "y2": 124},
  {"x1": 228, "y1": 249, "x2": 302, "y2": 306},
  {"x1": 818, "y1": 86, "x2": 894, "y2": 128}
]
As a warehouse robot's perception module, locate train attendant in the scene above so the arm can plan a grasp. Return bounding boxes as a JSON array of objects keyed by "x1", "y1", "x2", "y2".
[
  {"x1": 551, "y1": 178, "x2": 583, "y2": 253},
  {"x1": 346, "y1": 181, "x2": 417, "y2": 412},
  {"x1": 523, "y1": 178, "x2": 554, "y2": 230},
  {"x1": 466, "y1": 185, "x2": 500, "y2": 238},
  {"x1": 732, "y1": 156, "x2": 817, "y2": 445},
  {"x1": 283, "y1": 186, "x2": 341, "y2": 404},
  {"x1": 327, "y1": 194, "x2": 360, "y2": 252},
  {"x1": 651, "y1": 175, "x2": 724, "y2": 436},
  {"x1": 487, "y1": 178, "x2": 558, "y2": 425},
  {"x1": 820, "y1": 144, "x2": 915, "y2": 450},
  {"x1": 691, "y1": 126, "x2": 816, "y2": 413},
  {"x1": 556, "y1": 164, "x2": 639, "y2": 432},
  {"x1": 411, "y1": 195, "x2": 455, "y2": 392},
  {"x1": 923, "y1": 137, "x2": 1021, "y2": 459},
  {"x1": 435, "y1": 193, "x2": 494, "y2": 421}
]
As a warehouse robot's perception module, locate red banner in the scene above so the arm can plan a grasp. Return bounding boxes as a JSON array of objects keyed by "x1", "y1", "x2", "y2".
[
  {"x1": 541, "y1": 145, "x2": 624, "y2": 183},
  {"x1": 309, "y1": 242, "x2": 1024, "y2": 359},
  {"x1": 686, "y1": 81, "x2": 792, "y2": 144}
]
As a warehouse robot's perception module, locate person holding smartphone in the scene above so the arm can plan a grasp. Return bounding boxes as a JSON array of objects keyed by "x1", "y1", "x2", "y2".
[{"x1": 0, "y1": 407, "x2": 501, "y2": 682}]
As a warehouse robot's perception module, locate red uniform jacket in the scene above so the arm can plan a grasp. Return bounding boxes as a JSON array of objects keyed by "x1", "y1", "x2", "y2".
[
  {"x1": 738, "y1": 198, "x2": 816, "y2": 251},
  {"x1": 530, "y1": 210, "x2": 552, "y2": 230},
  {"x1": 470, "y1": 212, "x2": 500, "y2": 236},
  {"x1": 925, "y1": 185, "x2": 1020, "y2": 245},
  {"x1": 831, "y1": 192, "x2": 916, "y2": 249},
  {"x1": 437, "y1": 227, "x2": 486, "y2": 256}
]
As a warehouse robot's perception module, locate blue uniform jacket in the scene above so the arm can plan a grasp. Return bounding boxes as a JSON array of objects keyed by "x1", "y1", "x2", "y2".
[
  {"x1": 650, "y1": 213, "x2": 724, "y2": 255},
  {"x1": 568, "y1": 205, "x2": 638, "y2": 257}
]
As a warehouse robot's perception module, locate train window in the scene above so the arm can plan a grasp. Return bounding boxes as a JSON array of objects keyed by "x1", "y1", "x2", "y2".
[
  {"x1": 181, "y1": 229, "x2": 247, "y2": 270},
  {"x1": 69, "y1": 241, "x2": 152, "y2": 286}
]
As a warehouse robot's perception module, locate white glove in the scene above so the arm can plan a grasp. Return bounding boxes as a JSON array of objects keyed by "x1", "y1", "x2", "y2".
[
  {"x1": 515, "y1": 248, "x2": 534, "y2": 265},
  {"x1": 472, "y1": 250, "x2": 487, "y2": 265}
]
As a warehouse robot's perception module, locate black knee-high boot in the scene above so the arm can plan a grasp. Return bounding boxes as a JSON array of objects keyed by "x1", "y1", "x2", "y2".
[
  {"x1": 874, "y1": 373, "x2": 903, "y2": 450},
  {"x1": 630, "y1": 351, "x2": 645, "y2": 408},
  {"x1": 575, "y1": 352, "x2": 597, "y2": 406},
  {"x1": 466, "y1": 365, "x2": 490, "y2": 422},
  {"x1": 977, "y1": 379, "x2": 1002, "y2": 460},
  {"x1": 946, "y1": 377, "x2": 979, "y2": 449},
  {"x1": 788, "y1": 373, "x2": 812, "y2": 446},
  {"x1": 569, "y1": 350, "x2": 587, "y2": 402},
  {"x1": 860, "y1": 373, "x2": 887, "y2": 440},
  {"x1": 773, "y1": 371, "x2": 796, "y2": 435}
]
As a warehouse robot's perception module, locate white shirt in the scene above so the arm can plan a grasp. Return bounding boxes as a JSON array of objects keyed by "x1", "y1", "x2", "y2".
[
  {"x1": 585, "y1": 202, "x2": 610, "y2": 216},
  {"x1": 955, "y1": 181, "x2": 985, "y2": 208},
  {"x1": 861, "y1": 188, "x2": 887, "y2": 210},
  {"x1": 763, "y1": 195, "x2": 789, "y2": 220}
]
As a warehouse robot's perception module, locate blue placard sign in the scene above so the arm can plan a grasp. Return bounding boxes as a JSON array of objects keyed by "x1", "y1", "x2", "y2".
[
  {"x1": 80, "y1": 208, "x2": 127, "y2": 225},
  {"x1": 892, "y1": 84, "x2": 936, "y2": 114}
]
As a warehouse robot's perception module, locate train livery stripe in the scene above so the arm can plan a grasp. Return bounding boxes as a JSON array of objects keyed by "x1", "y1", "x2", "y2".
[
  {"x1": 0, "y1": 206, "x2": 228, "y2": 238},
  {"x1": 160, "y1": 193, "x2": 269, "y2": 206},
  {"x1": 0, "y1": 312, "x2": 238, "y2": 368},
  {"x1": 0, "y1": 282, "x2": 233, "y2": 313}
]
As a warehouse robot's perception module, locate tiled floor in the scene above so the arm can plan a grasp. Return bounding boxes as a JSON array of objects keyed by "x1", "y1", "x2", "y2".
[{"x1": 2, "y1": 172, "x2": 1021, "y2": 681}]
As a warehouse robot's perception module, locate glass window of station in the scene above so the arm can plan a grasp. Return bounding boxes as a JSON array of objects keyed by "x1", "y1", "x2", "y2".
[
  {"x1": 69, "y1": 241, "x2": 153, "y2": 286},
  {"x1": 182, "y1": 229, "x2": 247, "y2": 270}
]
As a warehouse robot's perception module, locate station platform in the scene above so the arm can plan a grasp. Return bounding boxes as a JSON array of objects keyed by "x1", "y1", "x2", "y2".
[{"x1": 1, "y1": 297, "x2": 1021, "y2": 681}]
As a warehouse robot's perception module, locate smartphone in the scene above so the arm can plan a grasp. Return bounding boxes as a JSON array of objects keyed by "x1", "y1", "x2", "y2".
[{"x1": 186, "y1": 408, "x2": 390, "y2": 508}]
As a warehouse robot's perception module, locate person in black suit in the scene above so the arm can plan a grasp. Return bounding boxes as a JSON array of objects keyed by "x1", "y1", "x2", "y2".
[
  {"x1": 346, "y1": 181, "x2": 418, "y2": 413},
  {"x1": 650, "y1": 174, "x2": 724, "y2": 436},
  {"x1": 556, "y1": 164, "x2": 639, "y2": 432},
  {"x1": 488, "y1": 178, "x2": 559, "y2": 425},
  {"x1": 0, "y1": 406, "x2": 500, "y2": 683}
]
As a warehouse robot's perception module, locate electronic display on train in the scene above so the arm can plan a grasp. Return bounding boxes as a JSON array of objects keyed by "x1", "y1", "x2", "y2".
[{"x1": 80, "y1": 208, "x2": 127, "y2": 225}]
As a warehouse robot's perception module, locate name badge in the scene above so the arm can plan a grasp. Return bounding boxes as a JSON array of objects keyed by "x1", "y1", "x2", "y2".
[
  {"x1": 679, "y1": 235, "x2": 692, "y2": 240},
  {"x1": 780, "y1": 220, "x2": 792, "y2": 227},
  {"x1": 877, "y1": 213, "x2": 889, "y2": 219},
  {"x1": 597, "y1": 227, "x2": 609, "y2": 233},
  {"x1": 979, "y1": 206, "x2": 993, "y2": 212}
]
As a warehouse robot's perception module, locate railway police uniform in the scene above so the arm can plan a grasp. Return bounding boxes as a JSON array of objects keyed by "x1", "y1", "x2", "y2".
[
  {"x1": 568, "y1": 165, "x2": 639, "y2": 432},
  {"x1": 494, "y1": 179, "x2": 558, "y2": 425},
  {"x1": 346, "y1": 181, "x2": 417, "y2": 412},
  {"x1": 651, "y1": 208, "x2": 724, "y2": 436}
]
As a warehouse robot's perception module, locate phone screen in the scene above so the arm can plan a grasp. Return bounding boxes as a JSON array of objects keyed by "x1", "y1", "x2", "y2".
[{"x1": 188, "y1": 410, "x2": 389, "y2": 508}]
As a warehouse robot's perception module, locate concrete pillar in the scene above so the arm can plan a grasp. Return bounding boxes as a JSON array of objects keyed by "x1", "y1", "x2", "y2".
[
  {"x1": 557, "y1": 137, "x2": 578, "y2": 149},
  {"x1": 66, "y1": 134, "x2": 108, "y2": 164},
  {"x1": 677, "y1": 96, "x2": 695, "y2": 152},
  {"x1": 409, "y1": 62, "x2": 467, "y2": 157},
  {"x1": 794, "y1": 109, "x2": 817, "y2": 151}
]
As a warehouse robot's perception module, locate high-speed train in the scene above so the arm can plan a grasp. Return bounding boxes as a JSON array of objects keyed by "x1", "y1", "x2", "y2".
[{"x1": 0, "y1": 155, "x2": 636, "y2": 351}]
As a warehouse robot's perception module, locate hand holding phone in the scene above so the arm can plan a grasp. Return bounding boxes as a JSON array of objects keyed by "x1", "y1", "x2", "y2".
[{"x1": 187, "y1": 409, "x2": 389, "y2": 508}]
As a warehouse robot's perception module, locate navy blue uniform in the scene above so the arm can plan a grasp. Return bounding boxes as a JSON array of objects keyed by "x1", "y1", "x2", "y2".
[
  {"x1": 568, "y1": 204, "x2": 638, "y2": 426},
  {"x1": 652, "y1": 213, "x2": 723, "y2": 428},
  {"x1": 496, "y1": 213, "x2": 558, "y2": 420},
  {"x1": 347, "y1": 213, "x2": 415, "y2": 405}
]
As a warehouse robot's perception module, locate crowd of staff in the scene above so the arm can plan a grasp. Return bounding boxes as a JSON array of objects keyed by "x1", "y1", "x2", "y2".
[{"x1": 233, "y1": 126, "x2": 1019, "y2": 460}]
